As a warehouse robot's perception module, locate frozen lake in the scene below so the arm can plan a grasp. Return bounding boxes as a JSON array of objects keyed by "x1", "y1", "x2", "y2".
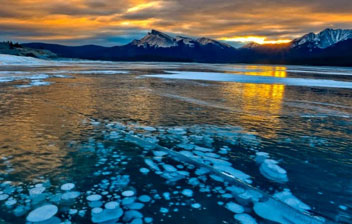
[{"x1": 0, "y1": 55, "x2": 351, "y2": 223}]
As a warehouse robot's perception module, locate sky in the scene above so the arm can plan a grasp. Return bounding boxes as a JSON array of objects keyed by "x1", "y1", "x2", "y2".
[{"x1": 0, "y1": 0, "x2": 352, "y2": 47}]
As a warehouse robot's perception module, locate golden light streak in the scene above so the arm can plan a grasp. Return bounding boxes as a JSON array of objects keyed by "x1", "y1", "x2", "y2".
[
  {"x1": 127, "y1": 1, "x2": 163, "y2": 12},
  {"x1": 220, "y1": 36, "x2": 291, "y2": 45},
  {"x1": 221, "y1": 65, "x2": 287, "y2": 138}
]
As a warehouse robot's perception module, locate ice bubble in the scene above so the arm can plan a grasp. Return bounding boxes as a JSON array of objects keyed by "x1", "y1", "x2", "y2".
[
  {"x1": 141, "y1": 126, "x2": 157, "y2": 132},
  {"x1": 234, "y1": 213, "x2": 257, "y2": 224},
  {"x1": 274, "y1": 189, "x2": 311, "y2": 212},
  {"x1": 163, "y1": 192, "x2": 171, "y2": 200},
  {"x1": 122, "y1": 190, "x2": 135, "y2": 197},
  {"x1": 78, "y1": 210, "x2": 86, "y2": 217},
  {"x1": 222, "y1": 193, "x2": 233, "y2": 199},
  {"x1": 105, "y1": 201, "x2": 119, "y2": 209},
  {"x1": 162, "y1": 164, "x2": 177, "y2": 172},
  {"x1": 194, "y1": 146, "x2": 213, "y2": 152},
  {"x1": 181, "y1": 189, "x2": 193, "y2": 197},
  {"x1": 61, "y1": 183, "x2": 75, "y2": 191},
  {"x1": 153, "y1": 151, "x2": 167, "y2": 157},
  {"x1": 0, "y1": 194, "x2": 9, "y2": 201},
  {"x1": 131, "y1": 218, "x2": 143, "y2": 224},
  {"x1": 92, "y1": 207, "x2": 103, "y2": 215},
  {"x1": 123, "y1": 210, "x2": 143, "y2": 222},
  {"x1": 26, "y1": 204, "x2": 58, "y2": 223},
  {"x1": 237, "y1": 190, "x2": 263, "y2": 203},
  {"x1": 188, "y1": 178, "x2": 200, "y2": 186},
  {"x1": 122, "y1": 197, "x2": 136, "y2": 205},
  {"x1": 191, "y1": 203, "x2": 201, "y2": 209},
  {"x1": 145, "y1": 159, "x2": 160, "y2": 171},
  {"x1": 209, "y1": 175, "x2": 224, "y2": 182},
  {"x1": 212, "y1": 163, "x2": 251, "y2": 184},
  {"x1": 177, "y1": 143, "x2": 194, "y2": 150},
  {"x1": 13, "y1": 205, "x2": 27, "y2": 217},
  {"x1": 69, "y1": 209, "x2": 78, "y2": 215},
  {"x1": 87, "y1": 194, "x2": 102, "y2": 202},
  {"x1": 144, "y1": 217, "x2": 153, "y2": 223},
  {"x1": 195, "y1": 167, "x2": 210, "y2": 176},
  {"x1": 255, "y1": 152, "x2": 269, "y2": 164},
  {"x1": 167, "y1": 128, "x2": 186, "y2": 135},
  {"x1": 259, "y1": 159, "x2": 288, "y2": 183},
  {"x1": 91, "y1": 203, "x2": 124, "y2": 223},
  {"x1": 253, "y1": 198, "x2": 323, "y2": 224},
  {"x1": 227, "y1": 186, "x2": 245, "y2": 195},
  {"x1": 339, "y1": 205, "x2": 348, "y2": 211},
  {"x1": 61, "y1": 191, "x2": 80, "y2": 200},
  {"x1": 160, "y1": 207, "x2": 169, "y2": 213},
  {"x1": 139, "y1": 168, "x2": 150, "y2": 174},
  {"x1": 29, "y1": 186, "x2": 46, "y2": 196},
  {"x1": 138, "y1": 195, "x2": 151, "y2": 203},
  {"x1": 225, "y1": 202, "x2": 244, "y2": 214},
  {"x1": 5, "y1": 198, "x2": 17, "y2": 207},
  {"x1": 126, "y1": 203, "x2": 145, "y2": 210}
]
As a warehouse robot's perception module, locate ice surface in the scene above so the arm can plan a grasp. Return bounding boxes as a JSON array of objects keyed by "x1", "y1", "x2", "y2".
[
  {"x1": 144, "y1": 71, "x2": 352, "y2": 89},
  {"x1": 26, "y1": 204, "x2": 58, "y2": 222},
  {"x1": 70, "y1": 70, "x2": 128, "y2": 75},
  {"x1": 253, "y1": 198, "x2": 324, "y2": 224}
]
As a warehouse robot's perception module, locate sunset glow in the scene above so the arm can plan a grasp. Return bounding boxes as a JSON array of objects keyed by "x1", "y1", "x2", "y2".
[
  {"x1": 220, "y1": 36, "x2": 292, "y2": 45},
  {"x1": 0, "y1": 0, "x2": 351, "y2": 46}
]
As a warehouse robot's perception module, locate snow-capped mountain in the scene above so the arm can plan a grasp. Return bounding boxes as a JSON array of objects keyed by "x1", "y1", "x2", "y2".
[
  {"x1": 241, "y1": 42, "x2": 262, "y2": 49},
  {"x1": 132, "y1": 30, "x2": 178, "y2": 48},
  {"x1": 175, "y1": 36, "x2": 196, "y2": 47},
  {"x1": 292, "y1": 28, "x2": 352, "y2": 49},
  {"x1": 196, "y1": 37, "x2": 232, "y2": 49},
  {"x1": 131, "y1": 30, "x2": 232, "y2": 49}
]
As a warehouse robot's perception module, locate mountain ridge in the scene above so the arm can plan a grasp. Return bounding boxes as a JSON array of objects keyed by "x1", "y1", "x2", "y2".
[{"x1": 21, "y1": 28, "x2": 352, "y2": 66}]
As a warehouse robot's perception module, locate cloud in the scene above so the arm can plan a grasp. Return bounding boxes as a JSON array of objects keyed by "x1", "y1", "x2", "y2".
[{"x1": 0, "y1": 0, "x2": 351, "y2": 45}]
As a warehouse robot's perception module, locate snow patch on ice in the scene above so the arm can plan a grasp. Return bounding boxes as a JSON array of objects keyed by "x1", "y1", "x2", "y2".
[{"x1": 143, "y1": 71, "x2": 352, "y2": 89}]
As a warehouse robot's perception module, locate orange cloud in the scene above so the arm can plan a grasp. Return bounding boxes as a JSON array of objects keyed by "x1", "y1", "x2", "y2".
[{"x1": 0, "y1": 0, "x2": 351, "y2": 45}]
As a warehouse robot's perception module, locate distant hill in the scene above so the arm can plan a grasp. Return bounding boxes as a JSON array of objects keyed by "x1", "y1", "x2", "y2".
[
  {"x1": 22, "y1": 28, "x2": 352, "y2": 66},
  {"x1": 0, "y1": 42, "x2": 57, "y2": 59}
]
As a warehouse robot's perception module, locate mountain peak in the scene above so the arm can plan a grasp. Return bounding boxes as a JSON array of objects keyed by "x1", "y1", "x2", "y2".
[
  {"x1": 150, "y1": 29, "x2": 165, "y2": 35},
  {"x1": 197, "y1": 37, "x2": 232, "y2": 49},
  {"x1": 131, "y1": 30, "x2": 233, "y2": 49},
  {"x1": 133, "y1": 30, "x2": 177, "y2": 48},
  {"x1": 242, "y1": 42, "x2": 261, "y2": 49},
  {"x1": 292, "y1": 28, "x2": 352, "y2": 49}
]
